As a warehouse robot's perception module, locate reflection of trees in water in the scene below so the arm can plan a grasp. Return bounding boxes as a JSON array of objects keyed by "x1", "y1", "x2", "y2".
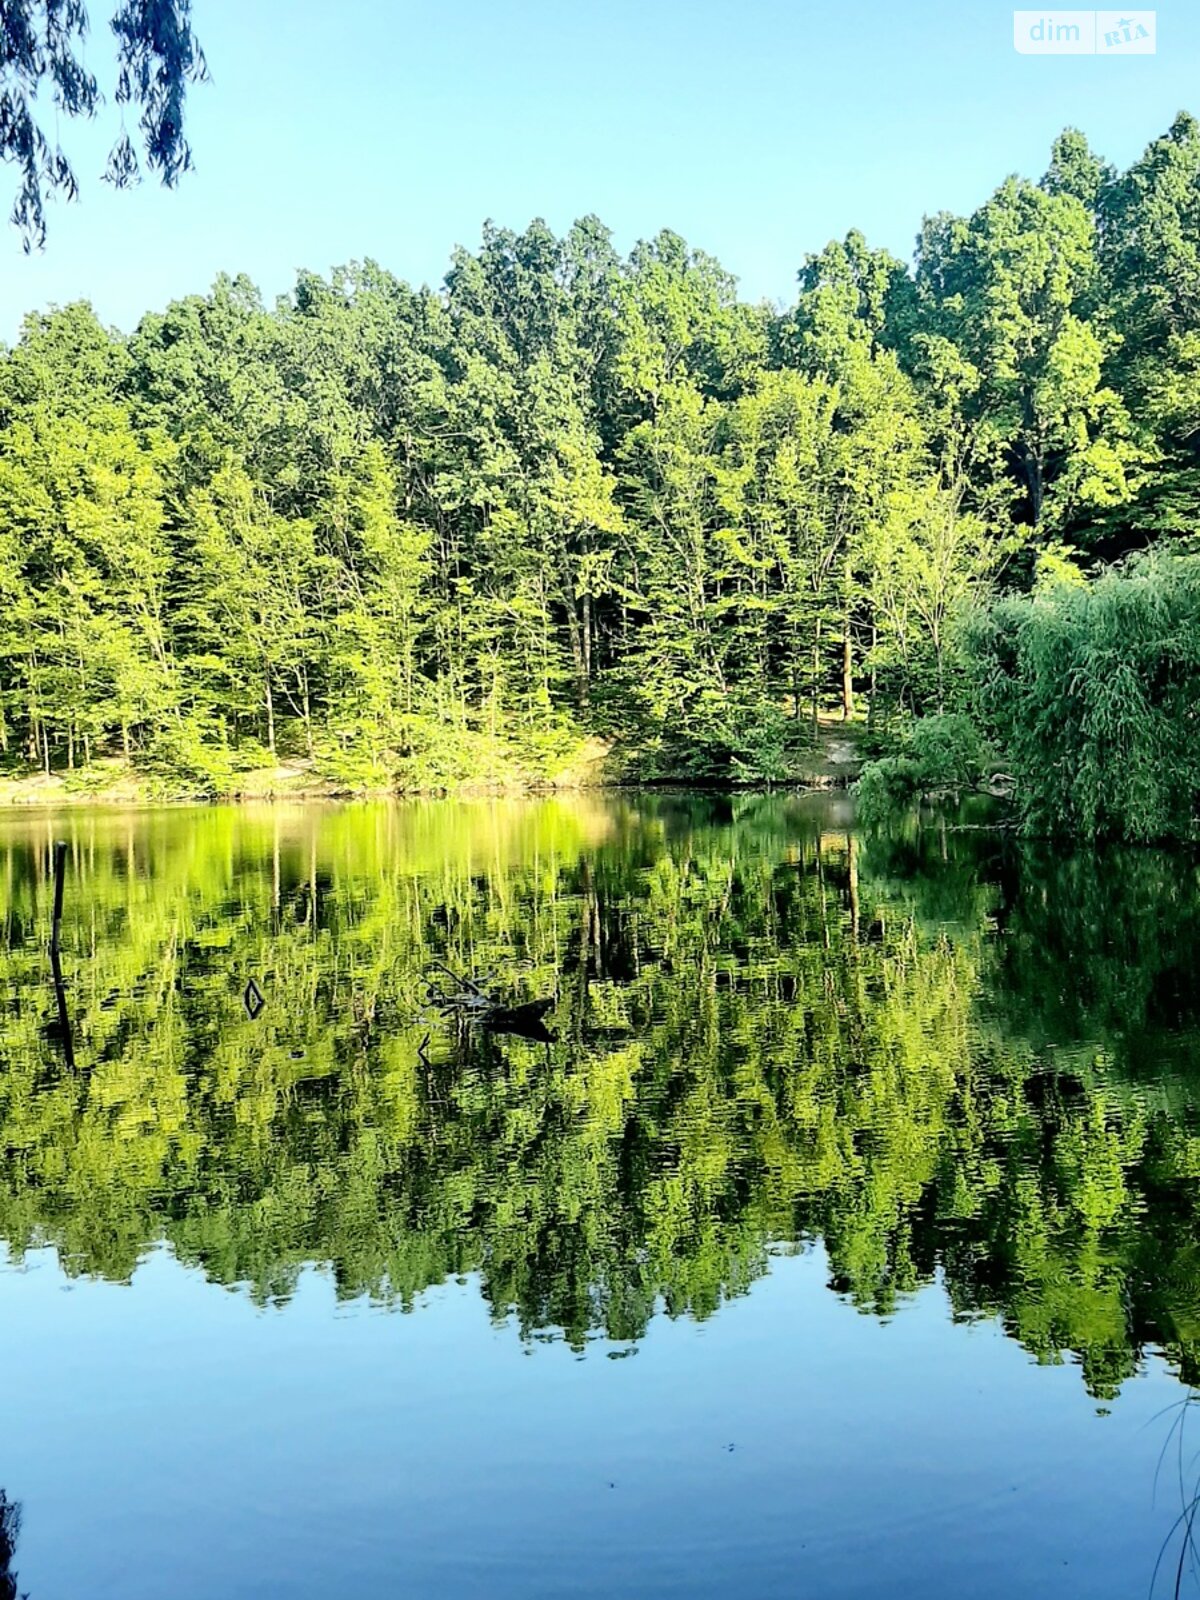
[
  {"x1": 1, "y1": 799, "x2": 1199, "y2": 1395},
  {"x1": 0, "y1": 1492, "x2": 23, "y2": 1600}
]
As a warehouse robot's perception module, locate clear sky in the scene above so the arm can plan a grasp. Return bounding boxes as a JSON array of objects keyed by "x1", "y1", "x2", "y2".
[{"x1": 1, "y1": 0, "x2": 1198, "y2": 339}]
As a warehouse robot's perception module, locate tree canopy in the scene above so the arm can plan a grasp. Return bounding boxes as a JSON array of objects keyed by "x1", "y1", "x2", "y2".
[{"x1": 2, "y1": 117, "x2": 1200, "y2": 837}]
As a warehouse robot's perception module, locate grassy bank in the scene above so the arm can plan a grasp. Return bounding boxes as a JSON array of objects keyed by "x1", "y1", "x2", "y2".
[{"x1": 0, "y1": 726, "x2": 865, "y2": 807}]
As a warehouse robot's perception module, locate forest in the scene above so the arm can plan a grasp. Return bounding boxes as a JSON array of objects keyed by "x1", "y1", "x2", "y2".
[{"x1": 3, "y1": 115, "x2": 1200, "y2": 837}]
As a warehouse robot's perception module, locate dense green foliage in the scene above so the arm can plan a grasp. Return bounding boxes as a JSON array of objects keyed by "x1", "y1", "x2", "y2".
[
  {"x1": 966, "y1": 551, "x2": 1200, "y2": 840},
  {"x1": 2, "y1": 795, "x2": 1199, "y2": 1397},
  {"x1": 4, "y1": 115, "x2": 1200, "y2": 827},
  {"x1": 854, "y1": 712, "x2": 987, "y2": 822}
]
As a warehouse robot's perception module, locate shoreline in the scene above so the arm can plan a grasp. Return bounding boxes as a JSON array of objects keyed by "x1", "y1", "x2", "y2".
[
  {"x1": 0, "y1": 733, "x2": 866, "y2": 809},
  {"x1": 0, "y1": 771, "x2": 862, "y2": 810}
]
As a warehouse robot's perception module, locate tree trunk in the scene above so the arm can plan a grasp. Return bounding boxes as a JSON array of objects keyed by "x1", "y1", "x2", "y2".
[
  {"x1": 300, "y1": 668, "x2": 314, "y2": 760},
  {"x1": 811, "y1": 617, "x2": 822, "y2": 733},
  {"x1": 935, "y1": 630, "x2": 945, "y2": 714},
  {"x1": 265, "y1": 672, "x2": 276, "y2": 758},
  {"x1": 842, "y1": 614, "x2": 854, "y2": 721},
  {"x1": 581, "y1": 592, "x2": 592, "y2": 708},
  {"x1": 1019, "y1": 437, "x2": 1044, "y2": 524},
  {"x1": 564, "y1": 600, "x2": 587, "y2": 711}
]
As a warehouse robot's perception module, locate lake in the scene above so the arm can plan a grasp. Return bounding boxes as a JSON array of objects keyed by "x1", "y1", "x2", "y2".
[{"x1": 1, "y1": 793, "x2": 1198, "y2": 1599}]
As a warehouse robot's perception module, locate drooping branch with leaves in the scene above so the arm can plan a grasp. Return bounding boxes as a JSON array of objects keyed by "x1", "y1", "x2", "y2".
[{"x1": 0, "y1": 0, "x2": 206, "y2": 248}]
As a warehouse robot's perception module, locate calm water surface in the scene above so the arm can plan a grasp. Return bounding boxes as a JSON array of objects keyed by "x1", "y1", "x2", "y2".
[{"x1": 1, "y1": 793, "x2": 1198, "y2": 1599}]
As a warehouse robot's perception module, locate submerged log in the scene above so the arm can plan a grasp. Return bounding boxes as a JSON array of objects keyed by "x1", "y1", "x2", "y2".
[
  {"x1": 481, "y1": 997, "x2": 556, "y2": 1042},
  {"x1": 424, "y1": 963, "x2": 556, "y2": 1041}
]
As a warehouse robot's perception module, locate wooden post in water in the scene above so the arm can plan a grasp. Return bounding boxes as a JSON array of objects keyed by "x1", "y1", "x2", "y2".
[
  {"x1": 48, "y1": 841, "x2": 75, "y2": 1068},
  {"x1": 50, "y1": 840, "x2": 67, "y2": 956}
]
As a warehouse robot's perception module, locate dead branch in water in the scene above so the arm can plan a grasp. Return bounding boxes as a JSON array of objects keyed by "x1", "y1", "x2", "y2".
[{"x1": 422, "y1": 963, "x2": 556, "y2": 1042}]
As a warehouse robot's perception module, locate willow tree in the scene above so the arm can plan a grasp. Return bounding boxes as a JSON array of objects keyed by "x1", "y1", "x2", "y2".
[
  {"x1": 1, "y1": 0, "x2": 206, "y2": 247},
  {"x1": 967, "y1": 551, "x2": 1200, "y2": 840}
]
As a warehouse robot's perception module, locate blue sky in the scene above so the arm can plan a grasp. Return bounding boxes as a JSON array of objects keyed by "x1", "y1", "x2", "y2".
[{"x1": 1, "y1": 0, "x2": 1198, "y2": 339}]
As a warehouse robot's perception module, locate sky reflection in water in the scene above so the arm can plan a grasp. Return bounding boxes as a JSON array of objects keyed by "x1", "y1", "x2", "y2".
[{"x1": 0, "y1": 793, "x2": 1198, "y2": 1598}]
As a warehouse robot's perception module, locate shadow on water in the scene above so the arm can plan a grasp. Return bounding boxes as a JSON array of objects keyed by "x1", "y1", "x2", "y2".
[{"x1": 0, "y1": 1492, "x2": 24, "y2": 1600}]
